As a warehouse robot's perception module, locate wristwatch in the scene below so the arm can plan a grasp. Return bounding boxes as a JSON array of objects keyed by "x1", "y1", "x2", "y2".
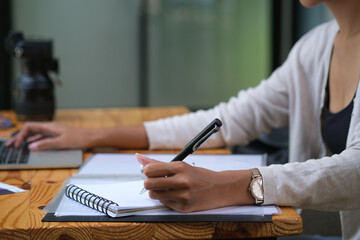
[{"x1": 249, "y1": 168, "x2": 264, "y2": 205}]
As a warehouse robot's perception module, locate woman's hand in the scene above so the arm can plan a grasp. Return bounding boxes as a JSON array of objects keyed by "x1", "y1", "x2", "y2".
[
  {"x1": 136, "y1": 153, "x2": 254, "y2": 213},
  {"x1": 6, "y1": 122, "x2": 91, "y2": 151}
]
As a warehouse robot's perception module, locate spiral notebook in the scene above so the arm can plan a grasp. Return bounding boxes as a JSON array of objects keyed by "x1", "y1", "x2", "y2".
[
  {"x1": 64, "y1": 181, "x2": 168, "y2": 218},
  {"x1": 42, "y1": 153, "x2": 279, "y2": 222}
]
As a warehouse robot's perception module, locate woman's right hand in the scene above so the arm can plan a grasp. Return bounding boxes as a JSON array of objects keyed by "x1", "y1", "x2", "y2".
[
  {"x1": 5, "y1": 122, "x2": 90, "y2": 151},
  {"x1": 136, "y1": 154, "x2": 254, "y2": 213}
]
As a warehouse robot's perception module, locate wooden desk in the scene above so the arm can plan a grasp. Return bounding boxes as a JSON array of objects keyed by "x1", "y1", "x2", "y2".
[{"x1": 0, "y1": 107, "x2": 302, "y2": 239}]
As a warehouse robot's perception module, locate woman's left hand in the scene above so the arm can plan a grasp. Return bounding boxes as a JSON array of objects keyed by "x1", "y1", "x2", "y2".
[{"x1": 136, "y1": 153, "x2": 254, "y2": 213}]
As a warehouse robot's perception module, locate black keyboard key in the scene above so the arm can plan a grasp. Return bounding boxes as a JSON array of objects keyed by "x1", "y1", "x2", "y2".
[
  {"x1": 8, "y1": 148, "x2": 18, "y2": 164},
  {"x1": 0, "y1": 146, "x2": 9, "y2": 165},
  {"x1": 0, "y1": 142, "x2": 5, "y2": 164},
  {"x1": 0, "y1": 140, "x2": 30, "y2": 165},
  {"x1": 19, "y1": 143, "x2": 29, "y2": 164},
  {"x1": 5, "y1": 147, "x2": 13, "y2": 164}
]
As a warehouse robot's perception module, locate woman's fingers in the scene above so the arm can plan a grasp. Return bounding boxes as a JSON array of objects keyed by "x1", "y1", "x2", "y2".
[
  {"x1": 26, "y1": 133, "x2": 45, "y2": 143},
  {"x1": 144, "y1": 172, "x2": 190, "y2": 190},
  {"x1": 10, "y1": 124, "x2": 31, "y2": 148},
  {"x1": 28, "y1": 138, "x2": 62, "y2": 151},
  {"x1": 136, "y1": 153, "x2": 187, "y2": 177},
  {"x1": 5, "y1": 137, "x2": 16, "y2": 147},
  {"x1": 144, "y1": 161, "x2": 189, "y2": 178},
  {"x1": 6, "y1": 122, "x2": 56, "y2": 148},
  {"x1": 135, "y1": 153, "x2": 158, "y2": 167}
]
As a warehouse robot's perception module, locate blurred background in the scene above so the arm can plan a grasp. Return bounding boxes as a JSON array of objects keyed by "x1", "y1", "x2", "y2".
[
  {"x1": 0, "y1": 1, "x2": 341, "y2": 238},
  {"x1": 0, "y1": 0, "x2": 332, "y2": 111}
]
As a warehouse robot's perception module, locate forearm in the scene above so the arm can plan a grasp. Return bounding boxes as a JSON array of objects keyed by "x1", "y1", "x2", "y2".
[{"x1": 83, "y1": 125, "x2": 149, "y2": 149}]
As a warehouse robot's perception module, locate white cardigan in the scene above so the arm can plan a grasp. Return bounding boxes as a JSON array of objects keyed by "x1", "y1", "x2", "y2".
[{"x1": 144, "y1": 20, "x2": 360, "y2": 240}]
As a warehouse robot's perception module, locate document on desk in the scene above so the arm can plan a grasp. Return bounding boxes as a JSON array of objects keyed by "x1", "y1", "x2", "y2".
[
  {"x1": 76, "y1": 153, "x2": 267, "y2": 175},
  {"x1": 42, "y1": 153, "x2": 279, "y2": 222},
  {"x1": 0, "y1": 182, "x2": 26, "y2": 195}
]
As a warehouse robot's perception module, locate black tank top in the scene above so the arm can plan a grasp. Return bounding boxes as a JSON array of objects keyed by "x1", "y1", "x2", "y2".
[{"x1": 323, "y1": 85, "x2": 354, "y2": 154}]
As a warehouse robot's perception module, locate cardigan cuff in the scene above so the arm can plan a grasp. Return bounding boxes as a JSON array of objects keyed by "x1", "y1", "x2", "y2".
[{"x1": 257, "y1": 166, "x2": 277, "y2": 205}]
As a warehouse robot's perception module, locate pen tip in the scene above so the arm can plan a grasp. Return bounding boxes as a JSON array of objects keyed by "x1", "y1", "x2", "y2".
[{"x1": 140, "y1": 188, "x2": 147, "y2": 195}]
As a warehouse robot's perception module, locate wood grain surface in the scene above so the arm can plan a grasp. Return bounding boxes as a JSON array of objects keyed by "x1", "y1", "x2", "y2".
[{"x1": 0, "y1": 107, "x2": 302, "y2": 239}]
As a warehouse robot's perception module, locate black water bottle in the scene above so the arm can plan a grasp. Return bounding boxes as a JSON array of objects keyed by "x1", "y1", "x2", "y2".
[
  {"x1": 5, "y1": 31, "x2": 59, "y2": 121},
  {"x1": 13, "y1": 59, "x2": 56, "y2": 121}
]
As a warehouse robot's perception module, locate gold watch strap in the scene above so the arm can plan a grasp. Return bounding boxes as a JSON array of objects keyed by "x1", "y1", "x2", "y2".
[
  {"x1": 249, "y1": 168, "x2": 264, "y2": 205},
  {"x1": 250, "y1": 168, "x2": 262, "y2": 179}
]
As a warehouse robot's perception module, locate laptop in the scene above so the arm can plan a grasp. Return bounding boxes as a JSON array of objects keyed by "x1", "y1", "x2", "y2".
[{"x1": 0, "y1": 139, "x2": 82, "y2": 170}]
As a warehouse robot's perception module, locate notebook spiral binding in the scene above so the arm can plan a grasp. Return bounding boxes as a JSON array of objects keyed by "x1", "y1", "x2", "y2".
[{"x1": 65, "y1": 184, "x2": 119, "y2": 217}]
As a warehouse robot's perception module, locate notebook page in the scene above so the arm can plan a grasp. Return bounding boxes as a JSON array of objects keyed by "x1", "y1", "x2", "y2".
[
  {"x1": 76, "y1": 180, "x2": 161, "y2": 209},
  {"x1": 55, "y1": 180, "x2": 162, "y2": 217},
  {"x1": 55, "y1": 194, "x2": 104, "y2": 216}
]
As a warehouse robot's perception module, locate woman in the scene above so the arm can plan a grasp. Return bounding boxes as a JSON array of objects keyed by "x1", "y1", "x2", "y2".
[{"x1": 7, "y1": 0, "x2": 360, "y2": 239}]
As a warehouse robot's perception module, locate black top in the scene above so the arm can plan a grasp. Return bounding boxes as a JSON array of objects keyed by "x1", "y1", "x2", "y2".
[{"x1": 323, "y1": 88, "x2": 354, "y2": 154}]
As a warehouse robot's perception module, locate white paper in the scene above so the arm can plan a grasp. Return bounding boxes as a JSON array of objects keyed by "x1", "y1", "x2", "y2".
[
  {"x1": 0, "y1": 182, "x2": 26, "y2": 194},
  {"x1": 55, "y1": 179, "x2": 279, "y2": 217},
  {"x1": 78, "y1": 153, "x2": 264, "y2": 175},
  {"x1": 54, "y1": 153, "x2": 272, "y2": 218}
]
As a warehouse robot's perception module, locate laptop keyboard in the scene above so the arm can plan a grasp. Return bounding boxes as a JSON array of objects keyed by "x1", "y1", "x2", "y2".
[{"x1": 0, "y1": 140, "x2": 30, "y2": 165}]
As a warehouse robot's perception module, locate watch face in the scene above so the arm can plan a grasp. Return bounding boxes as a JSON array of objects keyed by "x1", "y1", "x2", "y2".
[{"x1": 251, "y1": 178, "x2": 264, "y2": 199}]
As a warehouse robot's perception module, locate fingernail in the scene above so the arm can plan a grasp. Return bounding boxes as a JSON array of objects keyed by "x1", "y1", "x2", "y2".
[
  {"x1": 29, "y1": 142, "x2": 39, "y2": 150},
  {"x1": 135, "y1": 153, "x2": 146, "y2": 166}
]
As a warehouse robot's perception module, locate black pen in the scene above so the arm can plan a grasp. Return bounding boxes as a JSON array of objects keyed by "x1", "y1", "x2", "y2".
[{"x1": 140, "y1": 118, "x2": 222, "y2": 194}]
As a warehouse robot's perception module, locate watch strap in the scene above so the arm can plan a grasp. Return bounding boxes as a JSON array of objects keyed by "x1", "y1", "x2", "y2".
[
  {"x1": 249, "y1": 168, "x2": 264, "y2": 205},
  {"x1": 250, "y1": 168, "x2": 262, "y2": 179}
]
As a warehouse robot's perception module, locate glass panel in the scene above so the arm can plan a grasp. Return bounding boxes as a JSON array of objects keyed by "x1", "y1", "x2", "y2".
[{"x1": 148, "y1": 0, "x2": 271, "y2": 109}]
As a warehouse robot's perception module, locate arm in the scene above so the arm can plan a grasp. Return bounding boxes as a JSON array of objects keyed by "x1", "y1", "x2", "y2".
[
  {"x1": 259, "y1": 124, "x2": 360, "y2": 211},
  {"x1": 6, "y1": 122, "x2": 149, "y2": 150},
  {"x1": 144, "y1": 57, "x2": 291, "y2": 150}
]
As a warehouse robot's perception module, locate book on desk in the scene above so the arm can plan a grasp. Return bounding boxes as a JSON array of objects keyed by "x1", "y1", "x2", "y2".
[{"x1": 42, "y1": 153, "x2": 280, "y2": 222}]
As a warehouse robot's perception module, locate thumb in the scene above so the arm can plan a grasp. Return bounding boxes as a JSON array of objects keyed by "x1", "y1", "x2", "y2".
[
  {"x1": 135, "y1": 153, "x2": 159, "y2": 167},
  {"x1": 28, "y1": 138, "x2": 60, "y2": 151}
]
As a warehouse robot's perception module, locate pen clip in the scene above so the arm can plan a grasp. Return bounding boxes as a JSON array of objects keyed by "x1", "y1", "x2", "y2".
[{"x1": 192, "y1": 124, "x2": 221, "y2": 152}]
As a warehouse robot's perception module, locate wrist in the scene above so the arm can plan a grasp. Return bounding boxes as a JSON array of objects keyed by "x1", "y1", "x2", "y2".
[
  {"x1": 216, "y1": 170, "x2": 254, "y2": 206},
  {"x1": 78, "y1": 128, "x2": 102, "y2": 149}
]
